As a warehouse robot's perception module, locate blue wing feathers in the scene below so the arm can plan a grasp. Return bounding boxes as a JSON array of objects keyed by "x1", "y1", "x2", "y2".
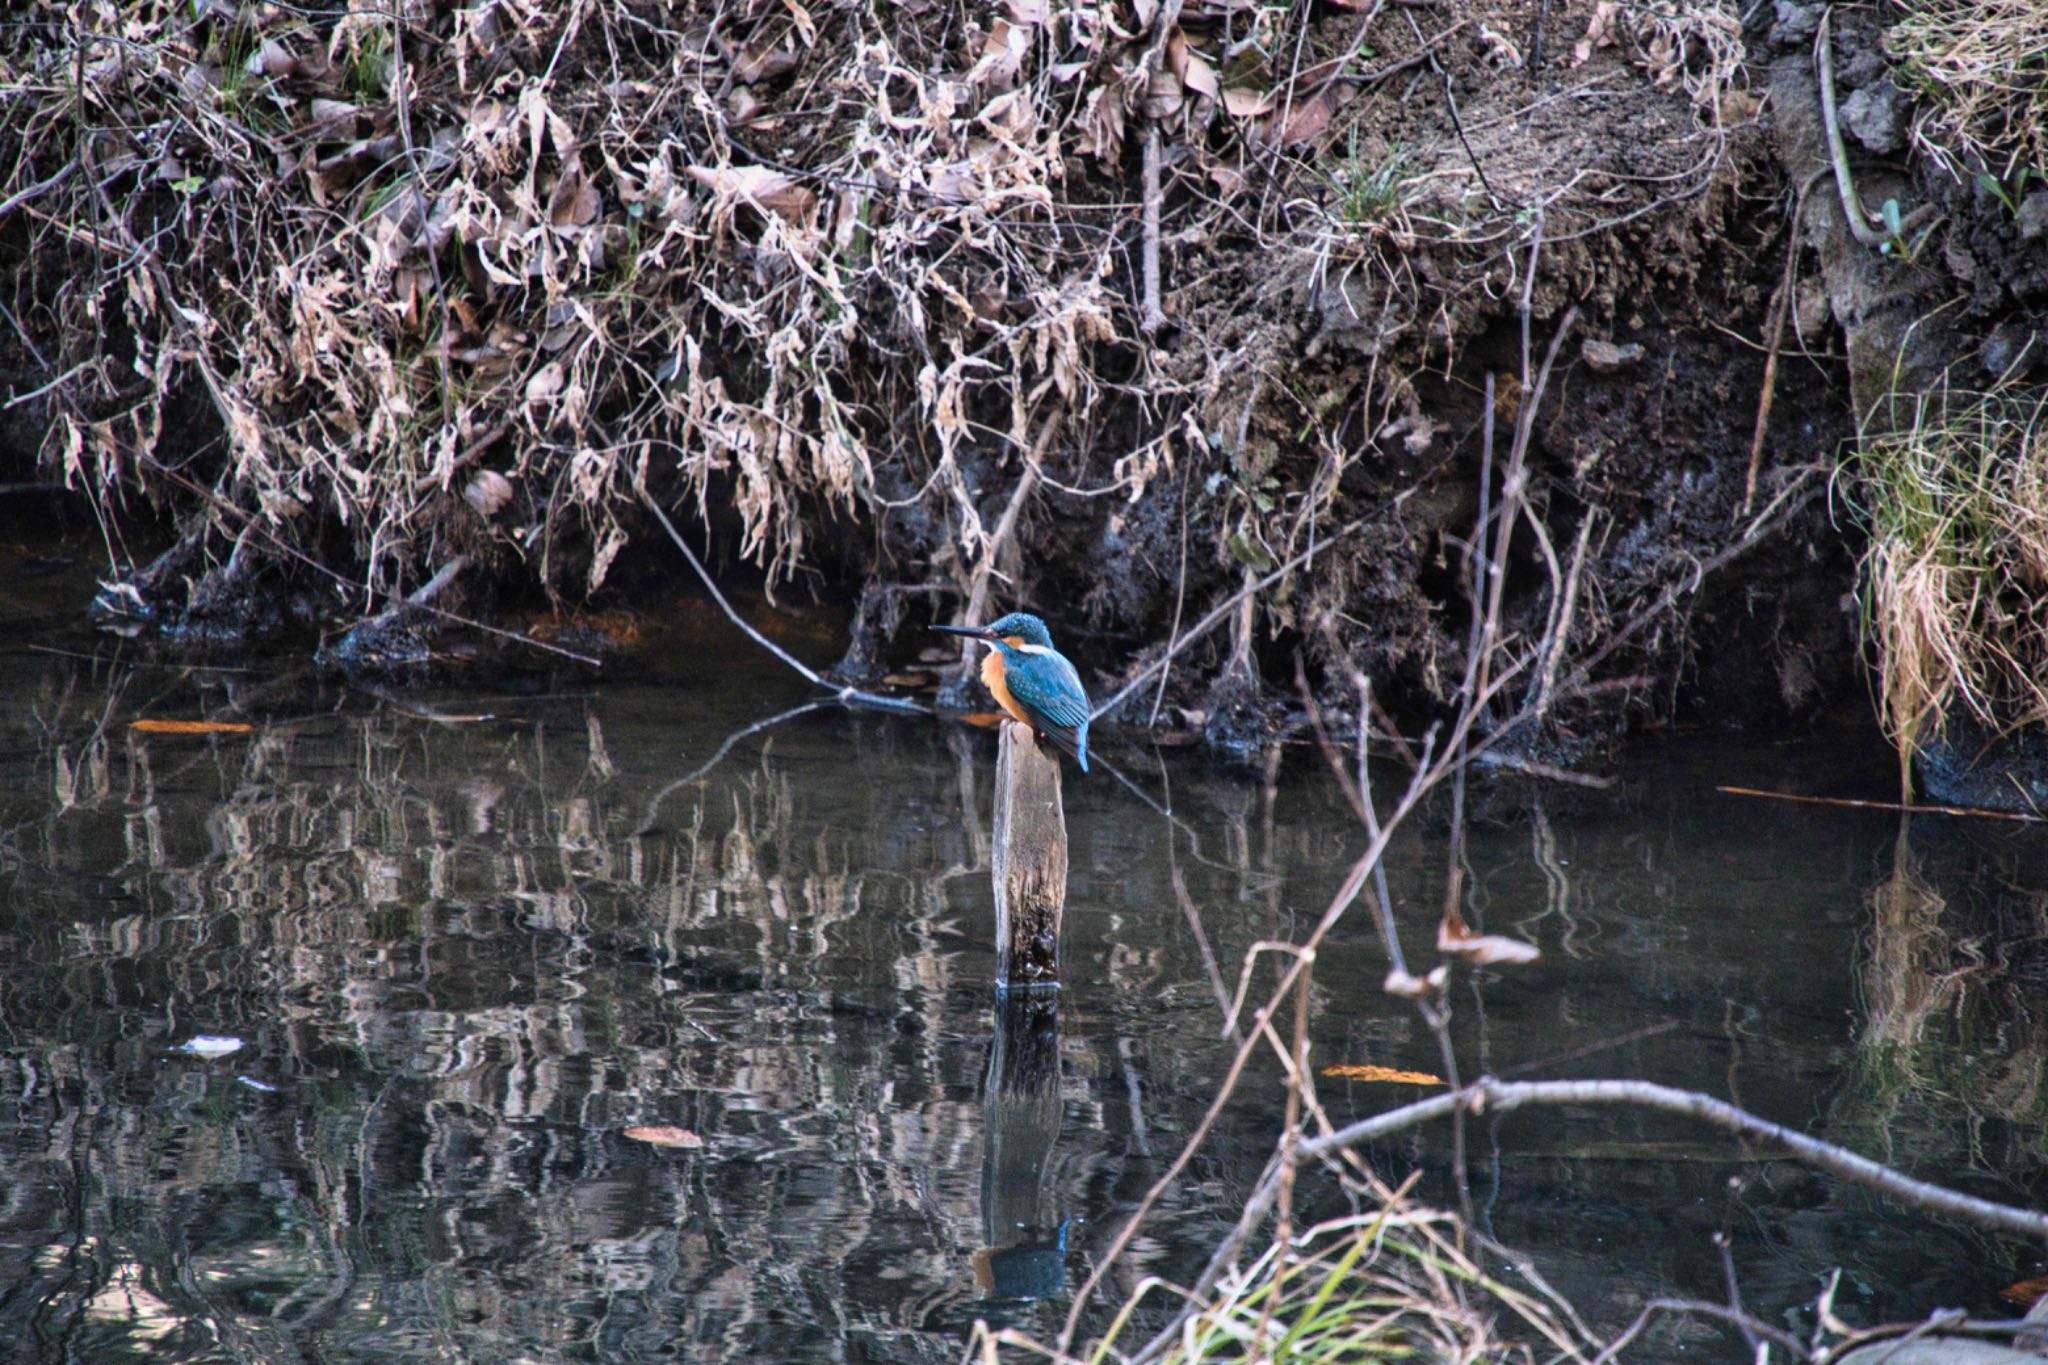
[{"x1": 1003, "y1": 651, "x2": 1092, "y2": 771}]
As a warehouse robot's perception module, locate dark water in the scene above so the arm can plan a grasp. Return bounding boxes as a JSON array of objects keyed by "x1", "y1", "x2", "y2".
[{"x1": 1, "y1": 582, "x2": 2045, "y2": 1361}]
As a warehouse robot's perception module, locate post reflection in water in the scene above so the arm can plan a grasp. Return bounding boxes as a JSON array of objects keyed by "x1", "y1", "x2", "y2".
[
  {"x1": 975, "y1": 990, "x2": 1067, "y2": 1312},
  {"x1": 0, "y1": 636, "x2": 2043, "y2": 1361}
]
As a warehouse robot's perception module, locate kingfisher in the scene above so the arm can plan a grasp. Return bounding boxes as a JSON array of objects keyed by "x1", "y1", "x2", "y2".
[{"x1": 933, "y1": 612, "x2": 1091, "y2": 772}]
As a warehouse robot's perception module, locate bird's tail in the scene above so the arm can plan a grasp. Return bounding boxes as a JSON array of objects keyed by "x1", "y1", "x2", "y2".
[{"x1": 1038, "y1": 723, "x2": 1089, "y2": 773}]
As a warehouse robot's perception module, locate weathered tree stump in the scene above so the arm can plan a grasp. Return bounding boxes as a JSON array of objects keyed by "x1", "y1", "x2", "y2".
[{"x1": 991, "y1": 720, "x2": 1067, "y2": 987}]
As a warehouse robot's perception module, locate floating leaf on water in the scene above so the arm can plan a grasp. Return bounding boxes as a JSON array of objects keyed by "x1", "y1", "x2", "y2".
[
  {"x1": 131, "y1": 719, "x2": 255, "y2": 735},
  {"x1": 1438, "y1": 914, "x2": 1541, "y2": 966},
  {"x1": 2002, "y1": 1276, "x2": 2048, "y2": 1307},
  {"x1": 174, "y1": 1035, "x2": 245, "y2": 1058},
  {"x1": 1383, "y1": 965, "x2": 1447, "y2": 998},
  {"x1": 1320, "y1": 1063, "x2": 1444, "y2": 1085},
  {"x1": 624, "y1": 1125, "x2": 703, "y2": 1149}
]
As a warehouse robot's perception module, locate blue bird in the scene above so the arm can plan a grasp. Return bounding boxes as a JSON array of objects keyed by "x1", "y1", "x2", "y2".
[{"x1": 933, "y1": 612, "x2": 1091, "y2": 772}]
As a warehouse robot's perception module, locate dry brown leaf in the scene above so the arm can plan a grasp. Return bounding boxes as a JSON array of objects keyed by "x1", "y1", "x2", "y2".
[
  {"x1": 1207, "y1": 161, "x2": 1247, "y2": 196},
  {"x1": 549, "y1": 171, "x2": 601, "y2": 229},
  {"x1": 1264, "y1": 88, "x2": 1340, "y2": 146},
  {"x1": 1179, "y1": 46, "x2": 1220, "y2": 103},
  {"x1": 525, "y1": 362, "x2": 565, "y2": 407},
  {"x1": 245, "y1": 39, "x2": 298, "y2": 77},
  {"x1": 1221, "y1": 85, "x2": 1272, "y2": 119},
  {"x1": 1075, "y1": 84, "x2": 1125, "y2": 161},
  {"x1": 623, "y1": 1125, "x2": 703, "y2": 1149},
  {"x1": 1005, "y1": 0, "x2": 1048, "y2": 24},
  {"x1": 464, "y1": 470, "x2": 515, "y2": 516},
  {"x1": 131, "y1": 719, "x2": 255, "y2": 735},
  {"x1": 733, "y1": 42, "x2": 800, "y2": 85},
  {"x1": 685, "y1": 164, "x2": 815, "y2": 224},
  {"x1": 306, "y1": 98, "x2": 359, "y2": 128},
  {"x1": 2001, "y1": 1276, "x2": 2048, "y2": 1307},
  {"x1": 781, "y1": 0, "x2": 818, "y2": 45},
  {"x1": 1142, "y1": 65, "x2": 1185, "y2": 121},
  {"x1": 1320, "y1": 1063, "x2": 1445, "y2": 1085},
  {"x1": 973, "y1": 19, "x2": 1028, "y2": 92},
  {"x1": 1383, "y1": 965, "x2": 1448, "y2": 998},
  {"x1": 1572, "y1": 0, "x2": 1623, "y2": 67}
]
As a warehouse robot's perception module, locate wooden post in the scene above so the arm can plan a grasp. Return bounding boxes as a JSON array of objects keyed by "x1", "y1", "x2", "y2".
[{"x1": 992, "y1": 720, "x2": 1067, "y2": 987}]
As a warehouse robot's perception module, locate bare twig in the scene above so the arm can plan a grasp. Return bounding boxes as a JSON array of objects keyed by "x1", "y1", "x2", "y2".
[
  {"x1": 1148, "y1": 477, "x2": 1191, "y2": 728},
  {"x1": 1140, "y1": 127, "x2": 1168, "y2": 336},
  {"x1": 1091, "y1": 522, "x2": 1366, "y2": 723},
  {"x1": 0, "y1": 157, "x2": 77, "y2": 225},
  {"x1": 1743, "y1": 170, "x2": 1827, "y2": 515},
  {"x1": 948, "y1": 409, "x2": 1059, "y2": 692},
  {"x1": 1718, "y1": 784, "x2": 2046, "y2": 824},
  {"x1": 640, "y1": 490, "x2": 926, "y2": 713}
]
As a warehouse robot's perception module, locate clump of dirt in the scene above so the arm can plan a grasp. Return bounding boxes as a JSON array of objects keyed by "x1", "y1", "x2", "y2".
[{"x1": 0, "y1": 0, "x2": 1917, "y2": 749}]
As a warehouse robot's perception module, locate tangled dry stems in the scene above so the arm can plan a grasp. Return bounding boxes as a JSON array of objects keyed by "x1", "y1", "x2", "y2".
[
  {"x1": 3, "y1": 0, "x2": 1744, "y2": 666},
  {"x1": 1887, "y1": 0, "x2": 2048, "y2": 186}
]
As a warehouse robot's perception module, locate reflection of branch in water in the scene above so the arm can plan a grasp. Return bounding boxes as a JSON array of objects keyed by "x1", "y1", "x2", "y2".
[
  {"x1": 1516, "y1": 802, "x2": 1598, "y2": 960},
  {"x1": 1086, "y1": 741, "x2": 1281, "y2": 887},
  {"x1": 633, "y1": 701, "x2": 829, "y2": 835}
]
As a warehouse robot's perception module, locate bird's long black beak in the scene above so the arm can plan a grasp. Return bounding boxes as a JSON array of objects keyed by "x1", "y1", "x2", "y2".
[{"x1": 931, "y1": 623, "x2": 998, "y2": 641}]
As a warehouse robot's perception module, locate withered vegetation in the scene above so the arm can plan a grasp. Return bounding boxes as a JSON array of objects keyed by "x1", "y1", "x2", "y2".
[{"x1": 2, "y1": 0, "x2": 1827, "y2": 736}]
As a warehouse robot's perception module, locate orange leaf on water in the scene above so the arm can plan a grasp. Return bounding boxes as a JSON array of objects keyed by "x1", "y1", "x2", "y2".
[
  {"x1": 623, "y1": 1125, "x2": 703, "y2": 1149},
  {"x1": 130, "y1": 719, "x2": 255, "y2": 735},
  {"x1": 1320, "y1": 1064, "x2": 1445, "y2": 1086},
  {"x1": 1438, "y1": 911, "x2": 1541, "y2": 966},
  {"x1": 2001, "y1": 1276, "x2": 2048, "y2": 1307}
]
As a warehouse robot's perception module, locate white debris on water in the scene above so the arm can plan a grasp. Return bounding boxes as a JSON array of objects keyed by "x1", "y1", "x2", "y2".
[{"x1": 172, "y1": 1035, "x2": 245, "y2": 1058}]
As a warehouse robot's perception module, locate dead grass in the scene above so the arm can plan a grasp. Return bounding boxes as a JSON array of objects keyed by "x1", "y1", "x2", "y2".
[
  {"x1": 0, "y1": 0, "x2": 1747, "y2": 682},
  {"x1": 1015, "y1": 1198, "x2": 1573, "y2": 1364},
  {"x1": 1848, "y1": 379, "x2": 2048, "y2": 755},
  {"x1": 1887, "y1": 0, "x2": 2048, "y2": 186}
]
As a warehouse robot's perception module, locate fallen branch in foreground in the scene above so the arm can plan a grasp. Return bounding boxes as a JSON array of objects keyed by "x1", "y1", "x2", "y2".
[
  {"x1": 1296, "y1": 1076, "x2": 2048, "y2": 1242},
  {"x1": 639, "y1": 490, "x2": 927, "y2": 714}
]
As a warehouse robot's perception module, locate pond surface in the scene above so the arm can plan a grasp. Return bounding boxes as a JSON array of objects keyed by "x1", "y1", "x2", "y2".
[{"x1": 1, "y1": 570, "x2": 2045, "y2": 1362}]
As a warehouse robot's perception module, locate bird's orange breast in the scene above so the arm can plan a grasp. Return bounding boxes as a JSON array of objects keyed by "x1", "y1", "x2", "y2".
[{"x1": 981, "y1": 651, "x2": 1032, "y2": 727}]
